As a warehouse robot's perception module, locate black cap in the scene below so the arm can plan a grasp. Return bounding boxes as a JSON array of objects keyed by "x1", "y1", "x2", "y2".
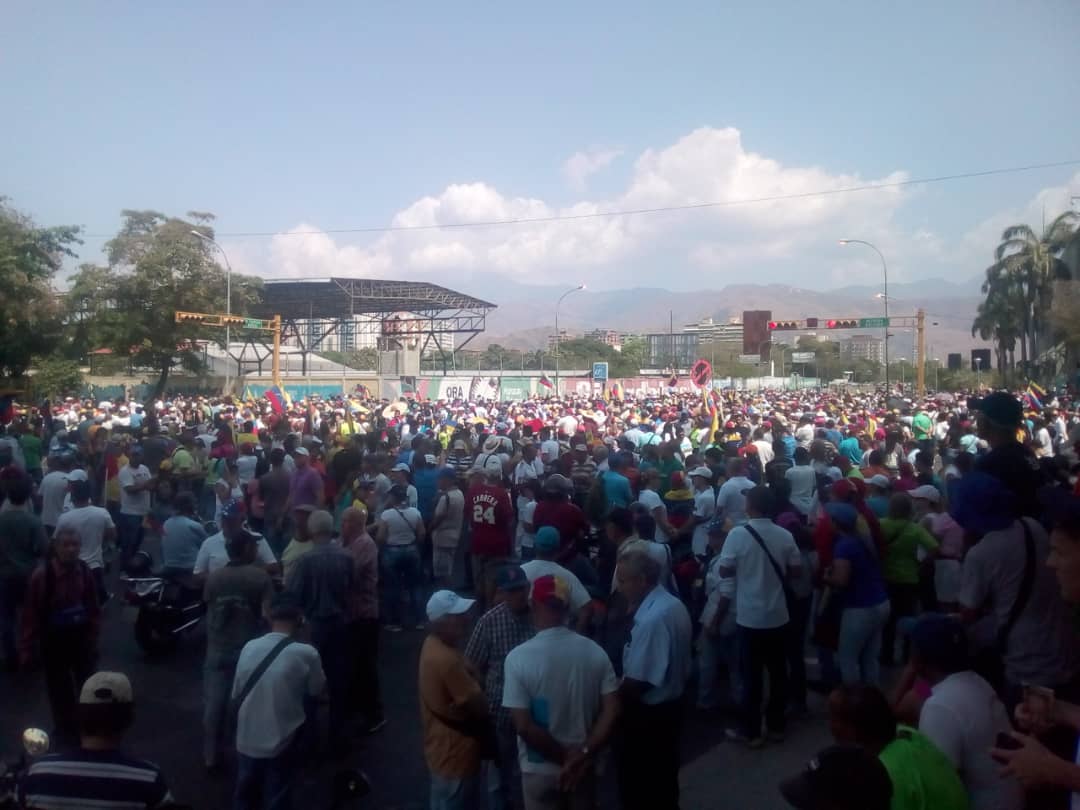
[
  {"x1": 779, "y1": 745, "x2": 892, "y2": 810},
  {"x1": 970, "y1": 391, "x2": 1023, "y2": 428}
]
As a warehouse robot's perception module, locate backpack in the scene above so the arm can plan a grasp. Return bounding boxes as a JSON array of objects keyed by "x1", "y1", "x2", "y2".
[{"x1": 585, "y1": 472, "x2": 609, "y2": 525}]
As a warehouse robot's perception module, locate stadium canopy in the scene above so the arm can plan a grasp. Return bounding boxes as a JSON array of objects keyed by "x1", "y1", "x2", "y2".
[{"x1": 248, "y1": 277, "x2": 497, "y2": 373}]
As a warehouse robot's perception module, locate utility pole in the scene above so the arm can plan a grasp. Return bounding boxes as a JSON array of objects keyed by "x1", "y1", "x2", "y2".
[{"x1": 916, "y1": 309, "x2": 926, "y2": 398}]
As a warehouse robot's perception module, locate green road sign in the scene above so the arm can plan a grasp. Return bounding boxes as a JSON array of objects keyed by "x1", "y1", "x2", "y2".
[
  {"x1": 859, "y1": 317, "x2": 889, "y2": 328},
  {"x1": 243, "y1": 318, "x2": 262, "y2": 329}
]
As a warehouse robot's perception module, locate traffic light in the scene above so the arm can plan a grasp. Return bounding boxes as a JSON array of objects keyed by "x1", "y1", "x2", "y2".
[
  {"x1": 221, "y1": 315, "x2": 245, "y2": 326},
  {"x1": 768, "y1": 320, "x2": 800, "y2": 331},
  {"x1": 805, "y1": 317, "x2": 818, "y2": 328},
  {"x1": 826, "y1": 319, "x2": 859, "y2": 329},
  {"x1": 175, "y1": 311, "x2": 204, "y2": 322}
]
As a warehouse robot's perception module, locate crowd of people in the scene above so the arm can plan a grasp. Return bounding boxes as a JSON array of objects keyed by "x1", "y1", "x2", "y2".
[{"x1": 4, "y1": 383, "x2": 1080, "y2": 808}]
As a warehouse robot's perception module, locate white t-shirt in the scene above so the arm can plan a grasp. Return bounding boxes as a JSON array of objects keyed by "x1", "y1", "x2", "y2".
[
  {"x1": 636, "y1": 489, "x2": 670, "y2": 545},
  {"x1": 556, "y1": 415, "x2": 578, "y2": 437},
  {"x1": 516, "y1": 498, "x2": 537, "y2": 553},
  {"x1": 513, "y1": 458, "x2": 544, "y2": 486},
  {"x1": 233, "y1": 632, "x2": 325, "y2": 758},
  {"x1": 55, "y1": 505, "x2": 115, "y2": 569},
  {"x1": 715, "y1": 476, "x2": 753, "y2": 526},
  {"x1": 236, "y1": 455, "x2": 258, "y2": 485},
  {"x1": 520, "y1": 560, "x2": 591, "y2": 612},
  {"x1": 919, "y1": 670, "x2": 1023, "y2": 810},
  {"x1": 118, "y1": 464, "x2": 152, "y2": 516},
  {"x1": 193, "y1": 531, "x2": 278, "y2": 575},
  {"x1": 540, "y1": 440, "x2": 561, "y2": 467},
  {"x1": 432, "y1": 488, "x2": 465, "y2": 548},
  {"x1": 784, "y1": 465, "x2": 818, "y2": 517},
  {"x1": 502, "y1": 626, "x2": 617, "y2": 775},
  {"x1": 380, "y1": 506, "x2": 423, "y2": 547},
  {"x1": 717, "y1": 519, "x2": 800, "y2": 630},
  {"x1": 691, "y1": 487, "x2": 716, "y2": 556},
  {"x1": 701, "y1": 554, "x2": 737, "y2": 635},
  {"x1": 39, "y1": 471, "x2": 69, "y2": 527}
]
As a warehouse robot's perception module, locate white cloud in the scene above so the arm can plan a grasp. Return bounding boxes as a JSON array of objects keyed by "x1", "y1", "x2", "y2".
[
  {"x1": 562, "y1": 148, "x2": 623, "y2": 192},
  {"x1": 255, "y1": 128, "x2": 1077, "y2": 292}
]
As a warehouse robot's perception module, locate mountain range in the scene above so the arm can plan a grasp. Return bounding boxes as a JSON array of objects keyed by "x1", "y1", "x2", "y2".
[{"x1": 451, "y1": 273, "x2": 988, "y2": 359}]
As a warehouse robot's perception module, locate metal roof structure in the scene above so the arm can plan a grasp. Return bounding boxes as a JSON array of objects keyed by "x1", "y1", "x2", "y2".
[
  {"x1": 253, "y1": 278, "x2": 495, "y2": 319},
  {"x1": 248, "y1": 277, "x2": 497, "y2": 374}
]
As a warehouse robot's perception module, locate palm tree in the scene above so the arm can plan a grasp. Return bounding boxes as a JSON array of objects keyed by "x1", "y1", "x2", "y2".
[{"x1": 975, "y1": 212, "x2": 1078, "y2": 380}]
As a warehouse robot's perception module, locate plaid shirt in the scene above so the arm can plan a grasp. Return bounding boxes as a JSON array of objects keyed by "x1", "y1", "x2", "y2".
[{"x1": 464, "y1": 602, "x2": 534, "y2": 729}]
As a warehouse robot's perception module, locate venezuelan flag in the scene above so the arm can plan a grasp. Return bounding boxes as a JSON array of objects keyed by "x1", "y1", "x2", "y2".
[
  {"x1": 1025, "y1": 381, "x2": 1046, "y2": 410},
  {"x1": 609, "y1": 382, "x2": 623, "y2": 400}
]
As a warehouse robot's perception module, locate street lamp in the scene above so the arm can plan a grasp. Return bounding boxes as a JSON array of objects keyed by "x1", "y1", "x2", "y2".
[
  {"x1": 554, "y1": 284, "x2": 585, "y2": 395},
  {"x1": 191, "y1": 230, "x2": 234, "y2": 394},
  {"x1": 840, "y1": 239, "x2": 889, "y2": 390},
  {"x1": 975, "y1": 356, "x2": 983, "y2": 390}
]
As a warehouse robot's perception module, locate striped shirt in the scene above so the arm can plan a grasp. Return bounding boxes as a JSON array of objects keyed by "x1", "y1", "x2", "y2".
[{"x1": 20, "y1": 749, "x2": 171, "y2": 809}]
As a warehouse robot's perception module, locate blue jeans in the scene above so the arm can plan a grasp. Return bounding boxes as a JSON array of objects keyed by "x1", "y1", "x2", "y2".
[
  {"x1": 116, "y1": 512, "x2": 145, "y2": 559},
  {"x1": 234, "y1": 738, "x2": 300, "y2": 810},
  {"x1": 697, "y1": 631, "x2": 741, "y2": 709},
  {"x1": 203, "y1": 655, "x2": 237, "y2": 767},
  {"x1": 838, "y1": 601, "x2": 891, "y2": 686},
  {"x1": 381, "y1": 545, "x2": 423, "y2": 627},
  {"x1": 430, "y1": 771, "x2": 481, "y2": 810}
]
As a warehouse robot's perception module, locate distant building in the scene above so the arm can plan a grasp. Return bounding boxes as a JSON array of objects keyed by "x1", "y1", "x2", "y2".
[
  {"x1": 644, "y1": 333, "x2": 699, "y2": 369},
  {"x1": 547, "y1": 330, "x2": 573, "y2": 351},
  {"x1": 583, "y1": 328, "x2": 637, "y2": 351},
  {"x1": 840, "y1": 333, "x2": 884, "y2": 365},
  {"x1": 682, "y1": 317, "x2": 743, "y2": 344}
]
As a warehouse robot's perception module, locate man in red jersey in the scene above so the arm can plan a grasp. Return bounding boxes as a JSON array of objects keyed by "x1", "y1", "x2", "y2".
[{"x1": 466, "y1": 467, "x2": 513, "y2": 609}]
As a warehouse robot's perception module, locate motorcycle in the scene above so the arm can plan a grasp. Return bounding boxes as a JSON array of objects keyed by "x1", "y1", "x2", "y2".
[
  {"x1": 121, "y1": 551, "x2": 205, "y2": 655},
  {"x1": 0, "y1": 728, "x2": 49, "y2": 807}
]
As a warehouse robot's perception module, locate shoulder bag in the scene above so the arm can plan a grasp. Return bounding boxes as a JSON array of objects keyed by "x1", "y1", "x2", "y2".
[{"x1": 231, "y1": 636, "x2": 294, "y2": 716}]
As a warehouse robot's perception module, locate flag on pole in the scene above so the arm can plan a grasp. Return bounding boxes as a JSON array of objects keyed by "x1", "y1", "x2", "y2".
[
  {"x1": 264, "y1": 386, "x2": 290, "y2": 415},
  {"x1": 609, "y1": 381, "x2": 623, "y2": 400},
  {"x1": 1024, "y1": 383, "x2": 1044, "y2": 411},
  {"x1": 539, "y1": 374, "x2": 554, "y2": 390}
]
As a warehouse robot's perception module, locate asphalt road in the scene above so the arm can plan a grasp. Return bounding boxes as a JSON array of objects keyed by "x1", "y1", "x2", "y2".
[{"x1": 2, "y1": 540, "x2": 829, "y2": 810}]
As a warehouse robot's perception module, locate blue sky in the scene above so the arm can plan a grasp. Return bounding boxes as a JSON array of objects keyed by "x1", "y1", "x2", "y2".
[{"x1": 4, "y1": 1, "x2": 1079, "y2": 291}]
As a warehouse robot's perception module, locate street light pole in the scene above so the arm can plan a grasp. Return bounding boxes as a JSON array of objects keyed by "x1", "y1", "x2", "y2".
[
  {"x1": 191, "y1": 230, "x2": 234, "y2": 394},
  {"x1": 840, "y1": 239, "x2": 889, "y2": 391},
  {"x1": 554, "y1": 284, "x2": 585, "y2": 396}
]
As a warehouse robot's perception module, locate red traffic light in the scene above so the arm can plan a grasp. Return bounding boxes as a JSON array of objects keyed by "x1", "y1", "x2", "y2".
[
  {"x1": 768, "y1": 321, "x2": 779, "y2": 330},
  {"x1": 827, "y1": 319, "x2": 837, "y2": 328}
]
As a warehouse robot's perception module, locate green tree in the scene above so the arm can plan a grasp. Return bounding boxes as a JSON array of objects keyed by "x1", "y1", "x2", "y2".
[
  {"x1": 30, "y1": 356, "x2": 84, "y2": 399},
  {"x1": 974, "y1": 211, "x2": 1077, "y2": 379},
  {"x1": 0, "y1": 199, "x2": 82, "y2": 379},
  {"x1": 67, "y1": 210, "x2": 262, "y2": 399}
]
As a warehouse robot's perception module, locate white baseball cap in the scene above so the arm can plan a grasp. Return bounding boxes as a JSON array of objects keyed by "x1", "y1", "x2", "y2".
[
  {"x1": 391, "y1": 462, "x2": 411, "y2": 473},
  {"x1": 426, "y1": 590, "x2": 476, "y2": 622},
  {"x1": 67, "y1": 469, "x2": 89, "y2": 482},
  {"x1": 909, "y1": 485, "x2": 941, "y2": 504},
  {"x1": 293, "y1": 447, "x2": 310, "y2": 457},
  {"x1": 688, "y1": 466, "x2": 713, "y2": 479},
  {"x1": 868, "y1": 474, "x2": 891, "y2": 490}
]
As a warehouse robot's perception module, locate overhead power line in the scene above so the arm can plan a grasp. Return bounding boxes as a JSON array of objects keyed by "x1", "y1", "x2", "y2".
[{"x1": 81, "y1": 158, "x2": 1080, "y2": 239}]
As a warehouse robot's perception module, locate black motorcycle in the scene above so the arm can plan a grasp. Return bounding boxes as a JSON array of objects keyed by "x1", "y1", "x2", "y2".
[{"x1": 121, "y1": 551, "x2": 205, "y2": 655}]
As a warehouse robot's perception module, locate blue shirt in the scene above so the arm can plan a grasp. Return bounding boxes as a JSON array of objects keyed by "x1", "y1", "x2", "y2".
[
  {"x1": 781, "y1": 435, "x2": 796, "y2": 461},
  {"x1": 839, "y1": 437, "x2": 863, "y2": 466},
  {"x1": 833, "y1": 535, "x2": 888, "y2": 609},
  {"x1": 412, "y1": 467, "x2": 440, "y2": 522},
  {"x1": 622, "y1": 585, "x2": 692, "y2": 704},
  {"x1": 161, "y1": 514, "x2": 206, "y2": 571},
  {"x1": 603, "y1": 471, "x2": 633, "y2": 510}
]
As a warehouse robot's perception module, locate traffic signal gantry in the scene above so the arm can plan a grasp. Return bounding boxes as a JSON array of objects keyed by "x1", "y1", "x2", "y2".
[
  {"x1": 765, "y1": 310, "x2": 928, "y2": 396},
  {"x1": 174, "y1": 311, "x2": 283, "y2": 387}
]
